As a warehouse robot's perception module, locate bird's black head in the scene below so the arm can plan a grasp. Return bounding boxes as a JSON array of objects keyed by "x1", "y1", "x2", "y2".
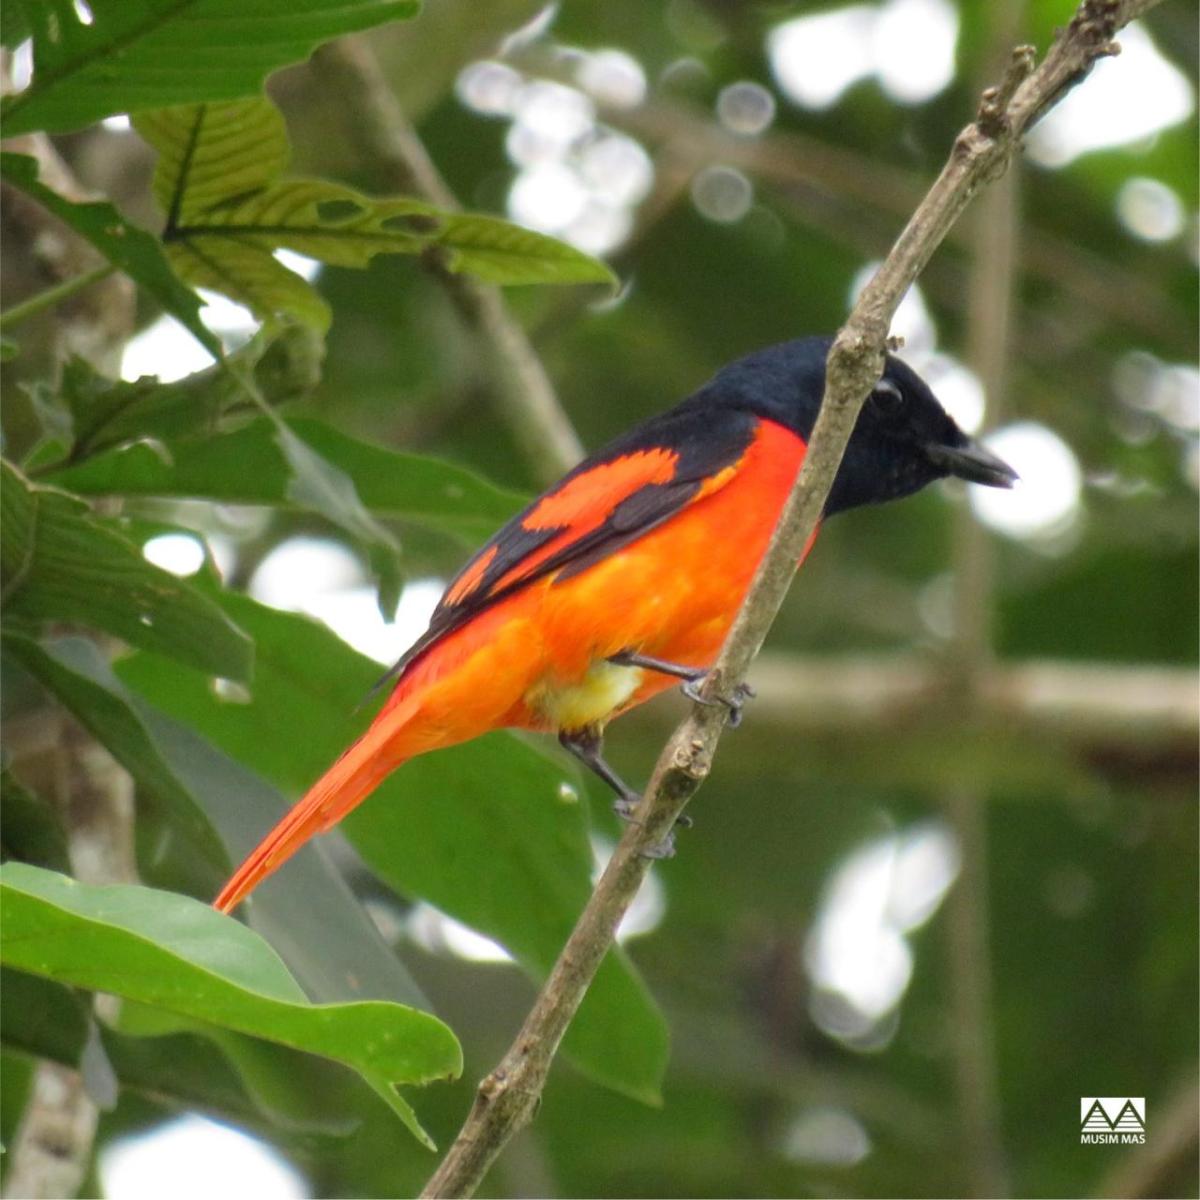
[{"x1": 700, "y1": 336, "x2": 1017, "y2": 515}]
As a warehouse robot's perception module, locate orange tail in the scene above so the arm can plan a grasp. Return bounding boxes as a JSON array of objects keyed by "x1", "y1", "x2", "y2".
[{"x1": 214, "y1": 708, "x2": 412, "y2": 914}]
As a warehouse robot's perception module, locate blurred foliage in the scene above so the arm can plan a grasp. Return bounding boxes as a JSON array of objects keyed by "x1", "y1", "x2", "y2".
[{"x1": 1, "y1": 0, "x2": 1197, "y2": 1197}]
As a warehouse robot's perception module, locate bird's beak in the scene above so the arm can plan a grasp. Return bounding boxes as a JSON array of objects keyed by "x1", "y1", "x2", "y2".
[{"x1": 926, "y1": 436, "x2": 1018, "y2": 488}]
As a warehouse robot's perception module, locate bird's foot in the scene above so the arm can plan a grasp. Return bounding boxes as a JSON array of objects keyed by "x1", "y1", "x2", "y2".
[
  {"x1": 681, "y1": 676, "x2": 757, "y2": 728},
  {"x1": 612, "y1": 794, "x2": 639, "y2": 823},
  {"x1": 640, "y1": 831, "x2": 677, "y2": 860},
  {"x1": 612, "y1": 795, "x2": 690, "y2": 858}
]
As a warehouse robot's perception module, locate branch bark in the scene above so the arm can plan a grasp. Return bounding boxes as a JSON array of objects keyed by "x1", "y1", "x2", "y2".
[
  {"x1": 2, "y1": 713, "x2": 136, "y2": 1200},
  {"x1": 421, "y1": 3, "x2": 1163, "y2": 1194},
  {"x1": 678, "y1": 653, "x2": 1200, "y2": 746},
  {"x1": 0, "y1": 105, "x2": 138, "y2": 1197},
  {"x1": 310, "y1": 38, "x2": 586, "y2": 483}
]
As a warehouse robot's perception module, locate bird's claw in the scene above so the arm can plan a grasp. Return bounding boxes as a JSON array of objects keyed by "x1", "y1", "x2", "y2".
[
  {"x1": 681, "y1": 677, "x2": 756, "y2": 728},
  {"x1": 611, "y1": 797, "x2": 690, "y2": 858},
  {"x1": 612, "y1": 795, "x2": 639, "y2": 823},
  {"x1": 638, "y1": 831, "x2": 677, "y2": 860}
]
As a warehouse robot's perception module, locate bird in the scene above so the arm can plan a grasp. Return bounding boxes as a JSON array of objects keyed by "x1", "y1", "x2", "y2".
[{"x1": 214, "y1": 336, "x2": 1016, "y2": 913}]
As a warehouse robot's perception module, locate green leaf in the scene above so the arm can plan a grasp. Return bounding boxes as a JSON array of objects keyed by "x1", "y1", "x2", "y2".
[
  {"x1": 1, "y1": 630, "x2": 431, "y2": 1011},
  {"x1": 181, "y1": 1023, "x2": 368, "y2": 1135},
  {"x1": 1, "y1": 970, "x2": 89, "y2": 1072},
  {"x1": 139, "y1": 97, "x2": 291, "y2": 222},
  {"x1": 165, "y1": 231, "x2": 333, "y2": 332},
  {"x1": 46, "y1": 415, "x2": 527, "y2": 542},
  {"x1": 34, "y1": 328, "x2": 323, "y2": 472},
  {"x1": 133, "y1": 704, "x2": 433, "y2": 1011},
  {"x1": 0, "y1": 769, "x2": 71, "y2": 874},
  {"x1": 271, "y1": 422, "x2": 402, "y2": 617},
  {"x1": 2, "y1": 968, "x2": 366, "y2": 1137},
  {"x1": 1, "y1": 0, "x2": 421, "y2": 136},
  {"x1": 1, "y1": 1048, "x2": 34, "y2": 1159},
  {"x1": 21, "y1": 375, "x2": 74, "y2": 468},
  {"x1": 117, "y1": 592, "x2": 671, "y2": 1103},
  {"x1": 0, "y1": 152, "x2": 219, "y2": 358},
  {"x1": 431, "y1": 211, "x2": 620, "y2": 286},
  {"x1": 22, "y1": 346, "x2": 402, "y2": 621},
  {"x1": 0, "y1": 459, "x2": 252, "y2": 680},
  {"x1": 0, "y1": 862, "x2": 462, "y2": 1145},
  {"x1": 346, "y1": 741, "x2": 670, "y2": 1105},
  {"x1": 1, "y1": 632, "x2": 228, "y2": 874},
  {"x1": 131, "y1": 97, "x2": 614, "y2": 328},
  {"x1": 45, "y1": 358, "x2": 226, "y2": 466},
  {"x1": 0, "y1": 1, "x2": 29, "y2": 49}
]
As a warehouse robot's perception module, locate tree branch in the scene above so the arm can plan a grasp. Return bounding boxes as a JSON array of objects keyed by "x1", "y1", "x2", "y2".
[
  {"x1": 3, "y1": 713, "x2": 136, "y2": 1200},
  {"x1": 666, "y1": 653, "x2": 1199, "y2": 747},
  {"x1": 940, "y1": 5, "x2": 1027, "y2": 1188},
  {"x1": 0, "y1": 104, "x2": 138, "y2": 1197},
  {"x1": 310, "y1": 37, "x2": 585, "y2": 483},
  {"x1": 421, "y1": 4, "x2": 1163, "y2": 1194}
]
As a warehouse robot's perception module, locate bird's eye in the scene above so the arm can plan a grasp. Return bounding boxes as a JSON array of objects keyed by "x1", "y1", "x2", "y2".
[{"x1": 871, "y1": 379, "x2": 905, "y2": 416}]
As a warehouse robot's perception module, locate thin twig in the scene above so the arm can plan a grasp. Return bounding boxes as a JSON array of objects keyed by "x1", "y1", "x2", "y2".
[
  {"x1": 310, "y1": 38, "x2": 586, "y2": 483},
  {"x1": 0, "y1": 263, "x2": 116, "y2": 330},
  {"x1": 421, "y1": 4, "x2": 1164, "y2": 1195},
  {"x1": 0, "y1": 130, "x2": 136, "y2": 374}
]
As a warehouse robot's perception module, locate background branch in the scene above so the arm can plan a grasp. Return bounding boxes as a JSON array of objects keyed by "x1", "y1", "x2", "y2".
[
  {"x1": 691, "y1": 653, "x2": 1199, "y2": 745},
  {"x1": 421, "y1": 2, "x2": 1162, "y2": 1195},
  {"x1": 0, "y1": 115, "x2": 138, "y2": 1198},
  {"x1": 3, "y1": 711, "x2": 135, "y2": 1200},
  {"x1": 939, "y1": 4, "x2": 1026, "y2": 1189},
  {"x1": 311, "y1": 38, "x2": 585, "y2": 483}
]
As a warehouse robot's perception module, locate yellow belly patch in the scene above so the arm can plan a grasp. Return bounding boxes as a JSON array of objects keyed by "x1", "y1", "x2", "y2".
[{"x1": 525, "y1": 659, "x2": 643, "y2": 731}]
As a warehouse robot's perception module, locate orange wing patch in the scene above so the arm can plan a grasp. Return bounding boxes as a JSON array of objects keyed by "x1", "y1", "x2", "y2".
[
  {"x1": 487, "y1": 449, "x2": 681, "y2": 593},
  {"x1": 444, "y1": 543, "x2": 498, "y2": 606},
  {"x1": 523, "y1": 448, "x2": 679, "y2": 529}
]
